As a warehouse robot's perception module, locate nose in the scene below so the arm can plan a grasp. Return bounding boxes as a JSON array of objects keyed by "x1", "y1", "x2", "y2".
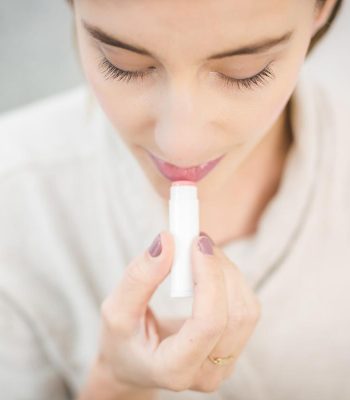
[{"x1": 153, "y1": 80, "x2": 210, "y2": 167}]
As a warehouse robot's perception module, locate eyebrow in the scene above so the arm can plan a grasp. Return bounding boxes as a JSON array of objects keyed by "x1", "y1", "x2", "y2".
[{"x1": 82, "y1": 20, "x2": 293, "y2": 60}]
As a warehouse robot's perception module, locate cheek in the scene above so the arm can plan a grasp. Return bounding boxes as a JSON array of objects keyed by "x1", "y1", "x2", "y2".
[
  {"x1": 94, "y1": 86, "x2": 148, "y2": 137},
  {"x1": 233, "y1": 60, "x2": 304, "y2": 144},
  {"x1": 76, "y1": 28, "x2": 149, "y2": 138},
  {"x1": 220, "y1": 88, "x2": 289, "y2": 149},
  {"x1": 226, "y1": 31, "x2": 312, "y2": 144},
  {"x1": 93, "y1": 83, "x2": 153, "y2": 144},
  {"x1": 250, "y1": 86, "x2": 292, "y2": 138}
]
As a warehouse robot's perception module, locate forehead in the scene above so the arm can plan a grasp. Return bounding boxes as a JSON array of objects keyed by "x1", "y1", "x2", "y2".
[{"x1": 77, "y1": 0, "x2": 304, "y2": 61}]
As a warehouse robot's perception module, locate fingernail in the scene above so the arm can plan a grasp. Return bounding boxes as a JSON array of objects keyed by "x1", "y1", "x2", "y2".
[
  {"x1": 148, "y1": 233, "x2": 162, "y2": 257},
  {"x1": 199, "y1": 231, "x2": 215, "y2": 246},
  {"x1": 197, "y1": 235, "x2": 214, "y2": 255}
]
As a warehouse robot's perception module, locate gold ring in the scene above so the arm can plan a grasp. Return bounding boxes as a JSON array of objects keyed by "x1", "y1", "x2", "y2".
[{"x1": 207, "y1": 353, "x2": 235, "y2": 366}]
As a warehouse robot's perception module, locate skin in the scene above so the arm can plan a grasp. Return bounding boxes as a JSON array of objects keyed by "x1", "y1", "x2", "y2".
[
  {"x1": 73, "y1": 0, "x2": 336, "y2": 247},
  {"x1": 72, "y1": 0, "x2": 337, "y2": 397}
]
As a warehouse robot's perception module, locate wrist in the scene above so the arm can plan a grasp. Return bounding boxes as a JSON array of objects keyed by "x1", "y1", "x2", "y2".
[{"x1": 77, "y1": 356, "x2": 157, "y2": 400}]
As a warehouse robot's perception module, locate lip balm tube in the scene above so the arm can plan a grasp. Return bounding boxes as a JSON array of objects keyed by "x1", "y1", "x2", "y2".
[{"x1": 169, "y1": 181, "x2": 199, "y2": 298}]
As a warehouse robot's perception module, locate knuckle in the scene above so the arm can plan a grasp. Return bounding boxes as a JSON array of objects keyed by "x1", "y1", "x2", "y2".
[
  {"x1": 228, "y1": 297, "x2": 261, "y2": 328},
  {"x1": 100, "y1": 299, "x2": 125, "y2": 333},
  {"x1": 160, "y1": 373, "x2": 192, "y2": 392},
  {"x1": 194, "y1": 377, "x2": 223, "y2": 393},
  {"x1": 156, "y1": 363, "x2": 193, "y2": 392},
  {"x1": 168, "y1": 379, "x2": 191, "y2": 392}
]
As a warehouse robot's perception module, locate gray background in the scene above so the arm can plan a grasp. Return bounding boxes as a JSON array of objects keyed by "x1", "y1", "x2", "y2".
[
  {"x1": 0, "y1": 0, "x2": 83, "y2": 113},
  {"x1": 0, "y1": 0, "x2": 349, "y2": 114}
]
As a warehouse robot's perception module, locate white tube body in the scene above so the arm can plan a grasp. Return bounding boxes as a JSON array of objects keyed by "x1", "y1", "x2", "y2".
[{"x1": 169, "y1": 182, "x2": 199, "y2": 298}]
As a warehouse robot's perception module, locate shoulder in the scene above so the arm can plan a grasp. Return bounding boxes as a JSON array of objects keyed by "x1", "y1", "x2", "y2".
[
  {"x1": 303, "y1": 68, "x2": 350, "y2": 211},
  {"x1": 0, "y1": 87, "x2": 107, "y2": 305},
  {"x1": 0, "y1": 85, "x2": 98, "y2": 175}
]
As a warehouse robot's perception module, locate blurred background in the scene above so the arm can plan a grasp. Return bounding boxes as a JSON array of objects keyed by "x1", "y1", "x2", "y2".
[
  {"x1": 0, "y1": 0, "x2": 83, "y2": 113},
  {"x1": 0, "y1": 0, "x2": 349, "y2": 113}
]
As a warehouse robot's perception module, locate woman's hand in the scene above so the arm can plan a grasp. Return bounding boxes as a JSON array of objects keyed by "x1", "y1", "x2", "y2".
[{"x1": 95, "y1": 230, "x2": 261, "y2": 394}]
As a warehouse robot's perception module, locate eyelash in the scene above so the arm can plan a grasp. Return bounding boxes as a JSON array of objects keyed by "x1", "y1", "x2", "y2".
[
  {"x1": 98, "y1": 56, "x2": 275, "y2": 90},
  {"x1": 217, "y1": 63, "x2": 275, "y2": 90}
]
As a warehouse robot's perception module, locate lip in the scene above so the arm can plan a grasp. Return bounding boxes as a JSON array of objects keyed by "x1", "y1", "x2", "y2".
[{"x1": 147, "y1": 151, "x2": 225, "y2": 182}]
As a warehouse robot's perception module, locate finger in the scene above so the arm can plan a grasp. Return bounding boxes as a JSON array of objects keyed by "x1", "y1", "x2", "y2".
[
  {"x1": 203, "y1": 253, "x2": 261, "y2": 375},
  {"x1": 155, "y1": 235, "x2": 228, "y2": 375},
  {"x1": 217, "y1": 248, "x2": 261, "y2": 327},
  {"x1": 102, "y1": 230, "x2": 174, "y2": 335}
]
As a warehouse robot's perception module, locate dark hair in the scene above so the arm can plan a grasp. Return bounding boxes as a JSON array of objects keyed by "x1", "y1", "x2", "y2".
[
  {"x1": 308, "y1": 0, "x2": 343, "y2": 54},
  {"x1": 66, "y1": 0, "x2": 343, "y2": 56}
]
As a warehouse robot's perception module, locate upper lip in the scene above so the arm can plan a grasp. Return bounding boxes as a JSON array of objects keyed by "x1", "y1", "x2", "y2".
[
  {"x1": 146, "y1": 150, "x2": 222, "y2": 169},
  {"x1": 146, "y1": 149, "x2": 225, "y2": 181}
]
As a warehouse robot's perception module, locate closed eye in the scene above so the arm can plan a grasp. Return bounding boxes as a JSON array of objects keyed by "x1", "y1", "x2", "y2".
[
  {"x1": 98, "y1": 56, "x2": 275, "y2": 90},
  {"x1": 98, "y1": 56, "x2": 153, "y2": 82},
  {"x1": 216, "y1": 62, "x2": 275, "y2": 90}
]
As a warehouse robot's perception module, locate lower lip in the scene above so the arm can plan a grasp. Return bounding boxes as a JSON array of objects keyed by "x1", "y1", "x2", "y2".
[{"x1": 148, "y1": 151, "x2": 225, "y2": 182}]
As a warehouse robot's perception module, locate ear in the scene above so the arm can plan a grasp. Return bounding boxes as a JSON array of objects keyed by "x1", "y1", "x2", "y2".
[{"x1": 312, "y1": 0, "x2": 339, "y2": 35}]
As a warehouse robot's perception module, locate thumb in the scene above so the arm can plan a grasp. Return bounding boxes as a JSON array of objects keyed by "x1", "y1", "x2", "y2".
[{"x1": 105, "y1": 230, "x2": 175, "y2": 334}]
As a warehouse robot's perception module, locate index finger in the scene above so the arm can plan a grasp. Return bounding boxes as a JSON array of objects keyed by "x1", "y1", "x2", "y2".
[{"x1": 156, "y1": 236, "x2": 228, "y2": 372}]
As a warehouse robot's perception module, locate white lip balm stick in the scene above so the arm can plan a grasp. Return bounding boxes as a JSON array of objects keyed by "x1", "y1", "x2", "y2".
[{"x1": 169, "y1": 181, "x2": 199, "y2": 298}]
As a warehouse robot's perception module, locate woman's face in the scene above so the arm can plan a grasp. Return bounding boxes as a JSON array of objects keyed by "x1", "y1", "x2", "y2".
[{"x1": 73, "y1": 0, "x2": 324, "y2": 201}]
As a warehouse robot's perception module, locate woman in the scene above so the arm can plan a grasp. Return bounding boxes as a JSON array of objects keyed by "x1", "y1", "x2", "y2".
[{"x1": 0, "y1": 0, "x2": 347, "y2": 399}]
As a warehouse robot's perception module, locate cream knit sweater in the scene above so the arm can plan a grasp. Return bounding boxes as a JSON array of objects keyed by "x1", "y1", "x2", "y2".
[{"x1": 0, "y1": 67, "x2": 349, "y2": 400}]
